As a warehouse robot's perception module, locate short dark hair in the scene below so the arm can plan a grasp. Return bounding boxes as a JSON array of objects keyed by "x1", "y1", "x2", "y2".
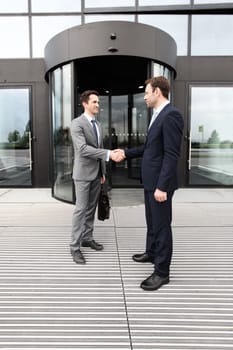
[
  {"x1": 80, "y1": 90, "x2": 99, "y2": 105},
  {"x1": 145, "y1": 76, "x2": 170, "y2": 99}
]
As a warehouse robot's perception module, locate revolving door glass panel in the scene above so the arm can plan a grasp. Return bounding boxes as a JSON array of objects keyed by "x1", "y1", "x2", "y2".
[
  {"x1": 52, "y1": 63, "x2": 73, "y2": 202},
  {"x1": 98, "y1": 93, "x2": 148, "y2": 187}
]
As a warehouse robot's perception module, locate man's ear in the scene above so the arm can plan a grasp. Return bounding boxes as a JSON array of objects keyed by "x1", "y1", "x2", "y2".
[{"x1": 155, "y1": 87, "x2": 162, "y2": 96}]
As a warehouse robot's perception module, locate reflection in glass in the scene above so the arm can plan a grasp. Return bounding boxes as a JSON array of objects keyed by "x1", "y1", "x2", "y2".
[
  {"x1": 85, "y1": 0, "x2": 135, "y2": 7},
  {"x1": 192, "y1": 15, "x2": 233, "y2": 56},
  {"x1": 99, "y1": 94, "x2": 147, "y2": 187},
  {"x1": 0, "y1": 88, "x2": 32, "y2": 186},
  {"x1": 109, "y1": 95, "x2": 131, "y2": 186},
  {"x1": 189, "y1": 86, "x2": 233, "y2": 185},
  {"x1": 52, "y1": 64, "x2": 73, "y2": 202},
  {"x1": 32, "y1": 16, "x2": 81, "y2": 57},
  {"x1": 31, "y1": 0, "x2": 81, "y2": 12},
  {"x1": 153, "y1": 63, "x2": 174, "y2": 99},
  {"x1": 153, "y1": 64, "x2": 172, "y2": 81},
  {"x1": 85, "y1": 15, "x2": 134, "y2": 23},
  {"x1": 138, "y1": 14, "x2": 188, "y2": 55},
  {"x1": 98, "y1": 96, "x2": 109, "y2": 148},
  {"x1": 0, "y1": 0, "x2": 28, "y2": 12},
  {"x1": 194, "y1": 0, "x2": 233, "y2": 3},
  {"x1": 128, "y1": 92, "x2": 148, "y2": 181},
  {"x1": 139, "y1": 0, "x2": 189, "y2": 5},
  {"x1": 0, "y1": 17, "x2": 29, "y2": 58}
]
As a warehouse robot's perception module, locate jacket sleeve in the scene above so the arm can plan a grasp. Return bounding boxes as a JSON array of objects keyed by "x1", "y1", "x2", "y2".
[
  {"x1": 157, "y1": 110, "x2": 184, "y2": 191},
  {"x1": 71, "y1": 119, "x2": 109, "y2": 161},
  {"x1": 125, "y1": 144, "x2": 145, "y2": 159}
]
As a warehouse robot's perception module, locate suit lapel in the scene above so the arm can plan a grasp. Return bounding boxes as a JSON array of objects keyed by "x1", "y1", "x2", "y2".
[
  {"x1": 147, "y1": 103, "x2": 171, "y2": 135},
  {"x1": 80, "y1": 114, "x2": 102, "y2": 147}
]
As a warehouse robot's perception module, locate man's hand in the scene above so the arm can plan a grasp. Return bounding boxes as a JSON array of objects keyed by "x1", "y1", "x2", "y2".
[
  {"x1": 110, "y1": 149, "x2": 125, "y2": 162},
  {"x1": 154, "y1": 189, "x2": 167, "y2": 202},
  {"x1": 101, "y1": 175, "x2": 106, "y2": 184}
]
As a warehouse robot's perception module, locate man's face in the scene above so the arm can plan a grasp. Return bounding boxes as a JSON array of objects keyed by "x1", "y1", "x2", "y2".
[
  {"x1": 144, "y1": 84, "x2": 157, "y2": 108},
  {"x1": 84, "y1": 94, "x2": 99, "y2": 116}
]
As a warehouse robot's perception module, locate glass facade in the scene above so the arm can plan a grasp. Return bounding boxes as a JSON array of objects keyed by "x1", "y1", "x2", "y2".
[
  {"x1": 189, "y1": 86, "x2": 233, "y2": 186},
  {"x1": 0, "y1": 1, "x2": 232, "y2": 58}
]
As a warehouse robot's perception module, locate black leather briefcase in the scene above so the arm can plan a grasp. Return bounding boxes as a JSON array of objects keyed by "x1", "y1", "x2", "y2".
[{"x1": 98, "y1": 184, "x2": 110, "y2": 221}]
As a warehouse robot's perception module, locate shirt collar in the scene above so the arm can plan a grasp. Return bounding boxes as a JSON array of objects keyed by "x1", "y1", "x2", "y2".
[
  {"x1": 84, "y1": 114, "x2": 96, "y2": 123},
  {"x1": 154, "y1": 100, "x2": 170, "y2": 115}
]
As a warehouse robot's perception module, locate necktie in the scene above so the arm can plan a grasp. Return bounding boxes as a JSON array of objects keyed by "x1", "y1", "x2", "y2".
[
  {"x1": 148, "y1": 111, "x2": 158, "y2": 130},
  {"x1": 91, "y1": 119, "x2": 99, "y2": 145}
]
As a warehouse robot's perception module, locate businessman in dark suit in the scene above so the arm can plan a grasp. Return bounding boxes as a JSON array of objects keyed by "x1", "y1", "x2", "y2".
[
  {"x1": 70, "y1": 90, "x2": 120, "y2": 264},
  {"x1": 117, "y1": 76, "x2": 184, "y2": 291}
]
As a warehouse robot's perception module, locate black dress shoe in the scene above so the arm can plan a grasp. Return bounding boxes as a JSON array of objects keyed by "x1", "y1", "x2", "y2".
[
  {"x1": 132, "y1": 252, "x2": 153, "y2": 263},
  {"x1": 140, "y1": 273, "x2": 169, "y2": 291},
  {"x1": 82, "y1": 240, "x2": 103, "y2": 251},
  {"x1": 72, "y1": 250, "x2": 86, "y2": 264}
]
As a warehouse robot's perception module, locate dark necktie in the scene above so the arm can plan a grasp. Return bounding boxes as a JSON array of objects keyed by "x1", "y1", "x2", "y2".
[{"x1": 91, "y1": 119, "x2": 98, "y2": 145}]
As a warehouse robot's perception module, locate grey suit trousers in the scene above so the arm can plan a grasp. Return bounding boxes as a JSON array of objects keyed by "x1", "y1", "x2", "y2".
[{"x1": 70, "y1": 177, "x2": 101, "y2": 253}]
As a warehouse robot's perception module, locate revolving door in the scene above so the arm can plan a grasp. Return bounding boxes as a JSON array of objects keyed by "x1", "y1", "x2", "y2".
[
  {"x1": 45, "y1": 20, "x2": 177, "y2": 202},
  {"x1": 51, "y1": 56, "x2": 173, "y2": 202}
]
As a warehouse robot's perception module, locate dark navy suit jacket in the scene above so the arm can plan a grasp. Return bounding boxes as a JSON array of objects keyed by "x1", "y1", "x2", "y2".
[{"x1": 125, "y1": 103, "x2": 184, "y2": 192}]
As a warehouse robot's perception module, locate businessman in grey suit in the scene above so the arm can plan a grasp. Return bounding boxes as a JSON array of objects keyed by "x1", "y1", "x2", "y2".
[
  {"x1": 116, "y1": 77, "x2": 184, "y2": 290},
  {"x1": 70, "y1": 90, "x2": 120, "y2": 264}
]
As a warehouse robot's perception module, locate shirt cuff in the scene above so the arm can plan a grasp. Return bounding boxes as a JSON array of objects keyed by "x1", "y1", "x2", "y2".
[{"x1": 106, "y1": 150, "x2": 111, "y2": 162}]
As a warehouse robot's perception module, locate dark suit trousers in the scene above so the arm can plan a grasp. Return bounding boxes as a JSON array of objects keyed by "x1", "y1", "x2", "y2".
[{"x1": 144, "y1": 190, "x2": 174, "y2": 277}]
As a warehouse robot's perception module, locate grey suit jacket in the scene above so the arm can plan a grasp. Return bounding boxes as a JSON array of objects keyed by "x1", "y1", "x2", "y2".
[{"x1": 71, "y1": 114, "x2": 108, "y2": 181}]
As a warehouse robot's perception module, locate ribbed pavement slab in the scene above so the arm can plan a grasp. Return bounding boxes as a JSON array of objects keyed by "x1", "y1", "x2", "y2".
[{"x1": 0, "y1": 188, "x2": 232, "y2": 349}]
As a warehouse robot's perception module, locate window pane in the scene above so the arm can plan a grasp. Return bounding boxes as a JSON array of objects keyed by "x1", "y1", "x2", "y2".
[
  {"x1": 32, "y1": 16, "x2": 81, "y2": 57},
  {"x1": 85, "y1": 0, "x2": 135, "y2": 7},
  {"x1": 85, "y1": 14, "x2": 135, "y2": 23},
  {"x1": 139, "y1": 0, "x2": 189, "y2": 5},
  {"x1": 153, "y1": 64, "x2": 172, "y2": 85},
  {"x1": 189, "y1": 86, "x2": 233, "y2": 186},
  {"x1": 194, "y1": 0, "x2": 233, "y2": 3},
  {"x1": 0, "y1": 88, "x2": 32, "y2": 186},
  {"x1": 192, "y1": 15, "x2": 233, "y2": 55},
  {"x1": 31, "y1": 0, "x2": 81, "y2": 12},
  {"x1": 0, "y1": 17, "x2": 29, "y2": 58},
  {"x1": 0, "y1": 0, "x2": 28, "y2": 13},
  {"x1": 138, "y1": 15, "x2": 188, "y2": 56}
]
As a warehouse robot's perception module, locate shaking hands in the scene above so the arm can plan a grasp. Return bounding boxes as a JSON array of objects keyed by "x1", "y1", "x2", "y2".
[{"x1": 110, "y1": 149, "x2": 126, "y2": 163}]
